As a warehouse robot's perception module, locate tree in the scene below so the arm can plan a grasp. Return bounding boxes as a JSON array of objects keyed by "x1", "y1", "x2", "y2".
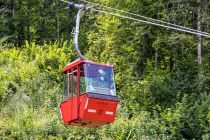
[{"x1": 0, "y1": 0, "x2": 16, "y2": 44}]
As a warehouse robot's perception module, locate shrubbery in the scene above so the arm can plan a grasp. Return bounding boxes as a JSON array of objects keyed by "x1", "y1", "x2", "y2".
[{"x1": 0, "y1": 42, "x2": 209, "y2": 139}]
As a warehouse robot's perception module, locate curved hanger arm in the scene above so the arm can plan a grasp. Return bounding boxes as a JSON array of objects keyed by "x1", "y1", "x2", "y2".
[{"x1": 74, "y1": 8, "x2": 86, "y2": 60}]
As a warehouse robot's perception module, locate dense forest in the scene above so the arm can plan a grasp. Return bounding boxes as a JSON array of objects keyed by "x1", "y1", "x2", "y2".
[{"x1": 0, "y1": 0, "x2": 210, "y2": 139}]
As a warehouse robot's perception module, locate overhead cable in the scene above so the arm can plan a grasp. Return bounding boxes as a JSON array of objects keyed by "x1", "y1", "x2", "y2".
[
  {"x1": 59, "y1": 0, "x2": 210, "y2": 38},
  {"x1": 81, "y1": 0, "x2": 210, "y2": 36},
  {"x1": 91, "y1": 8, "x2": 210, "y2": 38}
]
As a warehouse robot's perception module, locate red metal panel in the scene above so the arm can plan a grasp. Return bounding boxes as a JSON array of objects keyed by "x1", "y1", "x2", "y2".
[
  {"x1": 60, "y1": 93, "x2": 118, "y2": 127},
  {"x1": 73, "y1": 97, "x2": 79, "y2": 121},
  {"x1": 59, "y1": 100, "x2": 72, "y2": 125},
  {"x1": 82, "y1": 97, "x2": 118, "y2": 123},
  {"x1": 60, "y1": 94, "x2": 88, "y2": 125},
  {"x1": 79, "y1": 94, "x2": 88, "y2": 117},
  {"x1": 60, "y1": 97, "x2": 79, "y2": 124}
]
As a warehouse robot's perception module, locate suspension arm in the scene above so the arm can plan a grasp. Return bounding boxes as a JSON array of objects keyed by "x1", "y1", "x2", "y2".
[{"x1": 74, "y1": 7, "x2": 86, "y2": 60}]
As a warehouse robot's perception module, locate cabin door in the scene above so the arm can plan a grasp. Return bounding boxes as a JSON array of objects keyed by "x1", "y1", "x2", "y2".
[{"x1": 66, "y1": 67, "x2": 79, "y2": 121}]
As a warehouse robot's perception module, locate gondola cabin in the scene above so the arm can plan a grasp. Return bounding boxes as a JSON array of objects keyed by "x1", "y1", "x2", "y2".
[{"x1": 59, "y1": 59, "x2": 118, "y2": 128}]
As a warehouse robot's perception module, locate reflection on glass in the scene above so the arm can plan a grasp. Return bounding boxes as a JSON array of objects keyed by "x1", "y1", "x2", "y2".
[{"x1": 83, "y1": 64, "x2": 116, "y2": 96}]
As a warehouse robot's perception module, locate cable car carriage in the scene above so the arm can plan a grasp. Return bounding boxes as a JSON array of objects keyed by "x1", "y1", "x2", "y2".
[
  {"x1": 59, "y1": 59, "x2": 118, "y2": 128},
  {"x1": 59, "y1": 3, "x2": 118, "y2": 128}
]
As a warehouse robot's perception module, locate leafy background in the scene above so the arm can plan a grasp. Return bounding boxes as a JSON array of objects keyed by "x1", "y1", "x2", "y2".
[{"x1": 0, "y1": 0, "x2": 210, "y2": 139}]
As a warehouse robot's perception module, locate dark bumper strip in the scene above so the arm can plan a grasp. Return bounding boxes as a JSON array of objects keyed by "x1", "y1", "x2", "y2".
[{"x1": 87, "y1": 92, "x2": 118, "y2": 101}]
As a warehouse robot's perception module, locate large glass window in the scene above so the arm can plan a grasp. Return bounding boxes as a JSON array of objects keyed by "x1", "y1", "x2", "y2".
[{"x1": 83, "y1": 63, "x2": 116, "y2": 96}]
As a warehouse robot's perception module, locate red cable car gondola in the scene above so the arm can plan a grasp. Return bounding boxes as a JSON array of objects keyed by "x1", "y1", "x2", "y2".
[
  {"x1": 59, "y1": 59, "x2": 118, "y2": 128},
  {"x1": 59, "y1": 3, "x2": 118, "y2": 128}
]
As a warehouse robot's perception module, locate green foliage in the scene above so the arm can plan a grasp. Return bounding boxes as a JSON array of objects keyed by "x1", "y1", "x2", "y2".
[
  {"x1": 1, "y1": 0, "x2": 210, "y2": 139},
  {"x1": 0, "y1": 41, "x2": 210, "y2": 139}
]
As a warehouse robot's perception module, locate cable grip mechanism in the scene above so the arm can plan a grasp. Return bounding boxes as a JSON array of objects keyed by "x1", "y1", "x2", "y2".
[{"x1": 66, "y1": 3, "x2": 91, "y2": 60}]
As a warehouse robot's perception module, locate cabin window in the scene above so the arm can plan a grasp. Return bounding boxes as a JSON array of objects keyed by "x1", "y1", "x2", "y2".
[
  {"x1": 83, "y1": 63, "x2": 116, "y2": 96},
  {"x1": 80, "y1": 65, "x2": 86, "y2": 94},
  {"x1": 66, "y1": 69, "x2": 77, "y2": 99}
]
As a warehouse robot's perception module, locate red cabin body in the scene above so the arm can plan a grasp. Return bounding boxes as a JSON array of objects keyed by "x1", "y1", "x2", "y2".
[{"x1": 59, "y1": 59, "x2": 118, "y2": 128}]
